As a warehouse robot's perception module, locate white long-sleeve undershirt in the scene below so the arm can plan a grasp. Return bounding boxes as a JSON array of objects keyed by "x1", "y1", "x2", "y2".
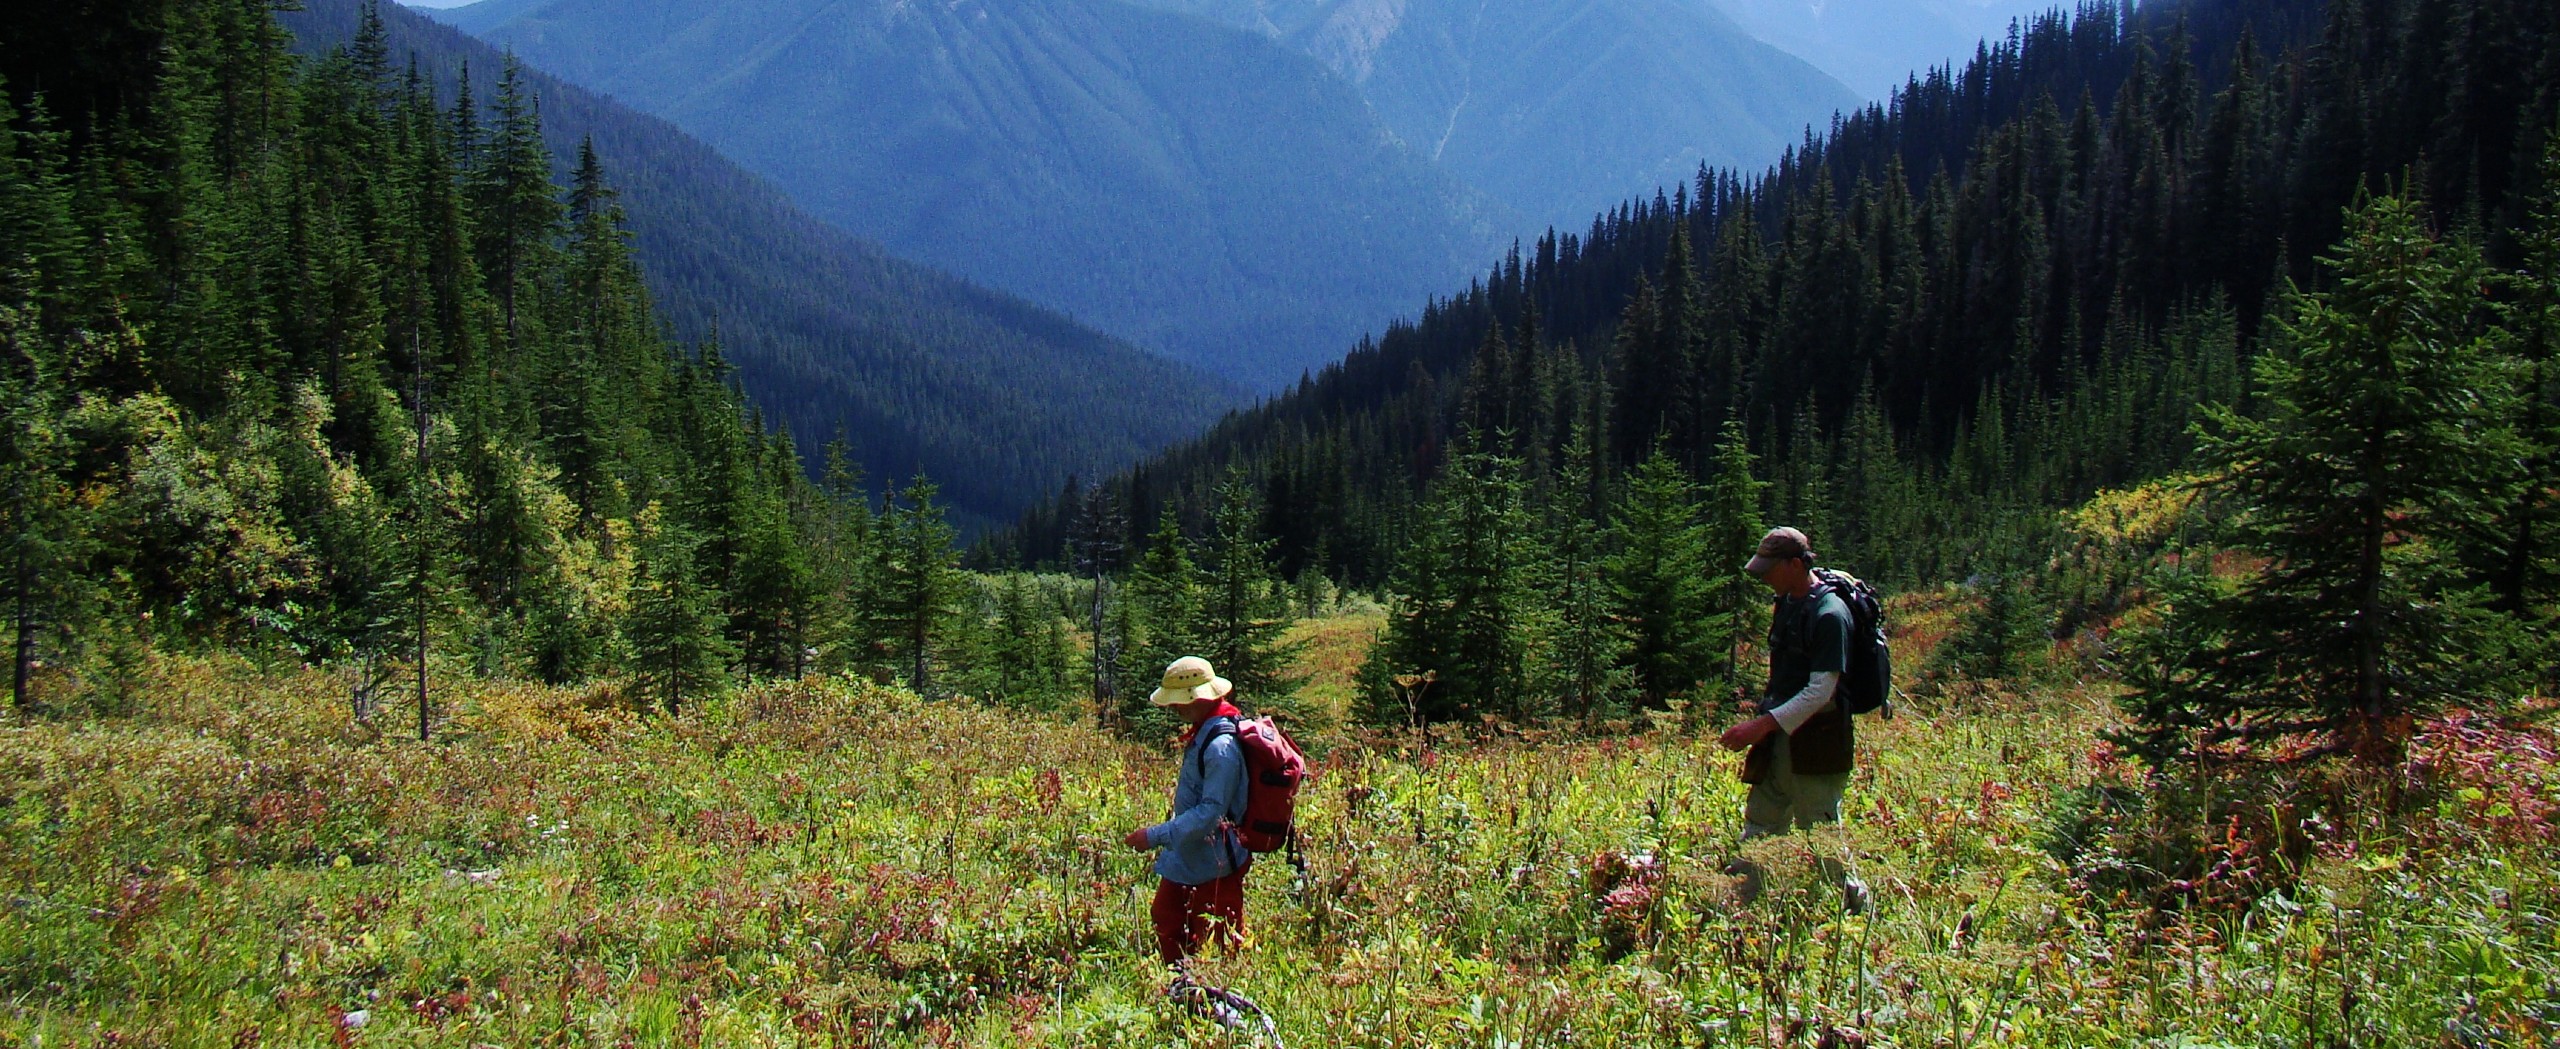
[{"x1": 1768, "y1": 670, "x2": 1839, "y2": 734}]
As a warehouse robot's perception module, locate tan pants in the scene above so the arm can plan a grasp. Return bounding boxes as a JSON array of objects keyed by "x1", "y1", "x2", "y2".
[
  {"x1": 1742, "y1": 732, "x2": 1851, "y2": 839},
  {"x1": 1734, "y1": 733, "x2": 1865, "y2": 910}
]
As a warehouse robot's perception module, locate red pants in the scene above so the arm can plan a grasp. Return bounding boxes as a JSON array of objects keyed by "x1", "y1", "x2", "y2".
[{"x1": 1151, "y1": 871, "x2": 1247, "y2": 964}]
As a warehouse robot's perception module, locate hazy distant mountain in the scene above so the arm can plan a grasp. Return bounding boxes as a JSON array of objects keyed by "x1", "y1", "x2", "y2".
[
  {"x1": 1141, "y1": 0, "x2": 1858, "y2": 230},
  {"x1": 287, "y1": 0, "x2": 1230, "y2": 530},
  {"x1": 1301, "y1": 0, "x2": 1853, "y2": 228},
  {"x1": 1703, "y1": 0, "x2": 2062, "y2": 98},
  {"x1": 428, "y1": 0, "x2": 1503, "y2": 391}
]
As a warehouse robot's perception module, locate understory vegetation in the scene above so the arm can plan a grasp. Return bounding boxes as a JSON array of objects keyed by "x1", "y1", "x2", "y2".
[{"x1": 2, "y1": 624, "x2": 2551, "y2": 1047}]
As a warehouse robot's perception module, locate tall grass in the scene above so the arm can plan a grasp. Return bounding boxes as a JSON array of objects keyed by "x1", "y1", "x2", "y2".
[{"x1": 0, "y1": 641, "x2": 2550, "y2": 1046}]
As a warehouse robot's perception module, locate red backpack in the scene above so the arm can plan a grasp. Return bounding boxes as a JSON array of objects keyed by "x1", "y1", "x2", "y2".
[{"x1": 1210, "y1": 716, "x2": 1310, "y2": 852}]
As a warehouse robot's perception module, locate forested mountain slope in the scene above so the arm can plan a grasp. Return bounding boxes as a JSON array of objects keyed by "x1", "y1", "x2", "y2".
[
  {"x1": 1134, "y1": 0, "x2": 1859, "y2": 229},
  {"x1": 0, "y1": 0, "x2": 840, "y2": 690},
  {"x1": 278, "y1": 0, "x2": 1226, "y2": 529},
  {"x1": 1007, "y1": 0, "x2": 2556, "y2": 591},
  {"x1": 432, "y1": 0, "x2": 1503, "y2": 390}
]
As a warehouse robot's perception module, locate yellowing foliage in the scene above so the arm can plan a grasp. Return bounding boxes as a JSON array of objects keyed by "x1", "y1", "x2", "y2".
[{"x1": 2063, "y1": 476, "x2": 2205, "y2": 549}]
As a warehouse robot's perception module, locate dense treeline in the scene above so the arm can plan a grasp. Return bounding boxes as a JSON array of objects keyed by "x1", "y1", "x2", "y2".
[
  {"x1": 1012, "y1": 0, "x2": 2553, "y2": 585},
  {"x1": 1003, "y1": 0, "x2": 2559, "y2": 724},
  {"x1": 0, "y1": 0, "x2": 1025, "y2": 719}
]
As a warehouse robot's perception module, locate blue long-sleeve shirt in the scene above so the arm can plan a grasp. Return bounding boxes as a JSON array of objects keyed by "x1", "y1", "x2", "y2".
[{"x1": 1144, "y1": 716, "x2": 1251, "y2": 885}]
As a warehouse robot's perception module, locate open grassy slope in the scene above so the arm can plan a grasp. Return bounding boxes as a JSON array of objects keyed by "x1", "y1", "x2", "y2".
[{"x1": 2, "y1": 627, "x2": 2553, "y2": 1045}]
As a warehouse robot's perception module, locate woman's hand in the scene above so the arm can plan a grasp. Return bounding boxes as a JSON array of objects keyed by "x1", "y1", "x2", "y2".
[{"x1": 1123, "y1": 828, "x2": 1152, "y2": 851}]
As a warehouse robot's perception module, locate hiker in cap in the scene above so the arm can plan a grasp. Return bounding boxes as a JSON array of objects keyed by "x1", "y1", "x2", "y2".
[
  {"x1": 1721, "y1": 526, "x2": 1870, "y2": 911},
  {"x1": 1122, "y1": 656, "x2": 1253, "y2": 966}
]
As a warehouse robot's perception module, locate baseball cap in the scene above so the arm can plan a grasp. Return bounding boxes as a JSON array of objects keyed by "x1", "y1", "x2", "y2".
[{"x1": 1742, "y1": 526, "x2": 1813, "y2": 576}]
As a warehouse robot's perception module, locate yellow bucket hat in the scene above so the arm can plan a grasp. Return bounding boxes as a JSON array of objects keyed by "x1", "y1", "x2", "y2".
[{"x1": 1149, "y1": 656, "x2": 1233, "y2": 706}]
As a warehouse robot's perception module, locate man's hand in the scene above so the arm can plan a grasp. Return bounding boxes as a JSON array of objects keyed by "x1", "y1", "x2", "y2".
[
  {"x1": 1719, "y1": 714, "x2": 1779, "y2": 752},
  {"x1": 1123, "y1": 828, "x2": 1153, "y2": 851}
]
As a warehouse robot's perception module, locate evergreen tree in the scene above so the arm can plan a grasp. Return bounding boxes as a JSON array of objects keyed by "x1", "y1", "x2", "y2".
[
  {"x1": 1535, "y1": 426, "x2": 1629, "y2": 721},
  {"x1": 1461, "y1": 322, "x2": 1514, "y2": 438},
  {"x1": 270, "y1": 383, "x2": 403, "y2": 679},
  {"x1": 871, "y1": 475, "x2": 962, "y2": 696},
  {"x1": 1610, "y1": 277, "x2": 1669, "y2": 467},
  {"x1": 548, "y1": 136, "x2": 649, "y2": 526},
  {"x1": 725, "y1": 432, "x2": 816, "y2": 679},
  {"x1": 970, "y1": 574, "x2": 1075, "y2": 710},
  {"x1": 2491, "y1": 130, "x2": 2560, "y2": 654},
  {"x1": 1834, "y1": 383, "x2": 1918, "y2": 585},
  {"x1": 1197, "y1": 473, "x2": 1303, "y2": 703},
  {"x1": 799, "y1": 436, "x2": 874, "y2": 677},
  {"x1": 1697, "y1": 416, "x2": 1769, "y2": 694},
  {"x1": 1065, "y1": 479, "x2": 1126, "y2": 724},
  {"x1": 2119, "y1": 197, "x2": 2530, "y2": 768},
  {"x1": 1605, "y1": 449, "x2": 1715, "y2": 709},
  {"x1": 1938, "y1": 574, "x2": 2042, "y2": 681},
  {"x1": 0, "y1": 302, "x2": 79, "y2": 711},
  {"x1": 1358, "y1": 448, "x2": 1541, "y2": 723},
  {"x1": 1117, "y1": 509, "x2": 1201, "y2": 732},
  {"x1": 1655, "y1": 224, "x2": 1713, "y2": 467},
  {"x1": 467, "y1": 56, "x2": 559, "y2": 353},
  {"x1": 625, "y1": 522, "x2": 734, "y2": 715}
]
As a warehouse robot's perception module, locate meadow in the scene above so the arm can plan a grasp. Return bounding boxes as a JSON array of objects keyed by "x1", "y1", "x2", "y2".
[{"x1": 1, "y1": 603, "x2": 2553, "y2": 1048}]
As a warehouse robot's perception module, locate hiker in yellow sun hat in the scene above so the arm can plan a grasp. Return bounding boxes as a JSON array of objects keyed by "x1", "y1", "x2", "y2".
[{"x1": 1122, "y1": 656, "x2": 1249, "y2": 965}]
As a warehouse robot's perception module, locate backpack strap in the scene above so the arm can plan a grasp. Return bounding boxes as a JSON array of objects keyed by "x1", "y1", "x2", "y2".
[
  {"x1": 1772, "y1": 590, "x2": 1822, "y2": 655},
  {"x1": 1190, "y1": 716, "x2": 1250, "y2": 869},
  {"x1": 1195, "y1": 715, "x2": 1239, "y2": 751},
  {"x1": 1189, "y1": 716, "x2": 1245, "y2": 816}
]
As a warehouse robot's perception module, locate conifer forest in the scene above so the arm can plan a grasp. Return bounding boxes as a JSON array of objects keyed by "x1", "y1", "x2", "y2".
[{"x1": 1, "y1": 0, "x2": 2556, "y2": 1044}]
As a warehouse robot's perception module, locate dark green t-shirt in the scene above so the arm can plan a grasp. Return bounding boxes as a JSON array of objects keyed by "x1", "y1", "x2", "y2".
[{"x1": 1766, "y1": 590, "x2": 1851, "y2": 702}]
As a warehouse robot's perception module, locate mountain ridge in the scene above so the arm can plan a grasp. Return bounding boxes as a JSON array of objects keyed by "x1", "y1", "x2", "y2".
[
  {"x1": 429, "y1": 0, "x2": 1507, "y2": 391},
  {"x1": 287, "y1": 0, "x2": 1231, "y2": 531},
  {"x1": 1131, "y1": 0, "x2": 1860, "y2": 231}
]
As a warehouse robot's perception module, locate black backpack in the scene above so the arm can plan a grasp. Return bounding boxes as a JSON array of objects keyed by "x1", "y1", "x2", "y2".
[{"x1": 1811, "y1": 568, "x2": 1894, "y2": 717}]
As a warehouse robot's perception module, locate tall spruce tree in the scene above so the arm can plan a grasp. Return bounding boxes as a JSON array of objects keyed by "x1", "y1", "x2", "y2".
[
  {"x1": 1197, "y1": 473, "x2": 1302, "y2": 704},
  {"x1": 1939, "y1": 574, "x2": 2042, "y2": 681},
  {"x1": 0, "y1": 302, "x2": 77, "y2": 712},
  {"x1": 1606, "y1": 449, "x2": 1715, "y2": 709},
  {"x1": 625, "y1": 522, "x2": 734, "y2": 715},
  {"x1": 2119, "y1": 196, "x2": 2530, "y2": 768},
  {"x1": 2492, "y1": 130, "x2": 2560, "y2": 656},
  {"x1": 1358, "y1": 447, "x2": 1542, "y2": 723},
  {"x1": 800, "y1": 437, "x2": 875, "y2": 677},
  {"x1": 872, "y1": 476, "x2": 962, "y2": 696},
  {"x1": 1698, "y1": 417, "x2": 1768, "y2": 695},
  {"x1": 1066, "y1": 479, "x2": 1126, "y2": 724},
  {"x1": 468, "y1": 56, "x2": 559, "y2": 354},
  {"x1": 969, "y1": 574, "x2": 1074, "y2": 710},
  {"x1": 1117, "y1": 509, "x2": 1201, "y2": 732},
  {"x1": 1536, "y1": 426, "x2": 1629, "y2": 721}
]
